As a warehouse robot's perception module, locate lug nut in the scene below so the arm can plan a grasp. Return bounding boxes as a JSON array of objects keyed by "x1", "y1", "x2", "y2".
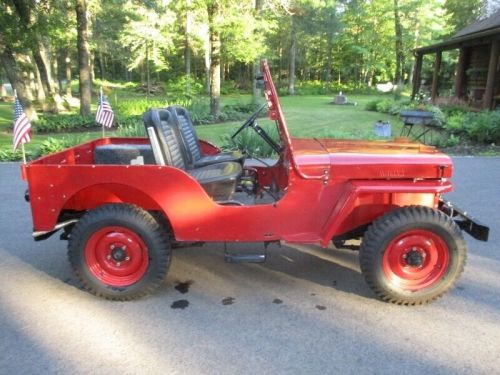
[
  {"x1": 116, "y1": 262, "x2": 121, "y2": 266},
  {"x1": 125, "y1": 256, "x2": 130, "y2": 261},
  {"x1": 111, "y1": 245, "x2": 115, "y2": 249},
  {"x1": 402, "y1": 254, "x2": 407, "y2": 259},
  {"x1": 107, "y1": 255, "x2": 111, "y2": 260}
]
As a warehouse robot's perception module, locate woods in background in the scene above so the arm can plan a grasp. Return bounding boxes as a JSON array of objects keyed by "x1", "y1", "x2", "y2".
[{"x1": 0, "y1": 0, "x2": 494, "y2": 118}]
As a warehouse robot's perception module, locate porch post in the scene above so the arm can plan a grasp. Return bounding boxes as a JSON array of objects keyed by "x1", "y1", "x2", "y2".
[
  {"x1": 455, "y1": 47, "x2": 467, "y2": 98},
  {"x1": 411, "y1": 52, "x2": 423, "y2": 99},
  {"x1": 431, "y1": 50, "x2": 442, "y2": 103},
  {"x1": 483, "y1": 39, "x2": 499, "y2": 110}
]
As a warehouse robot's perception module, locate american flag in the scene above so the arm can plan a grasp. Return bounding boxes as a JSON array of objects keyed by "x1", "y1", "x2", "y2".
[
  {"x1": 96, "y1": 95, "x2": 114, "y2": 128},
  {"x1": 12, "y1": 95, "x2": 32, "y2": 151}
]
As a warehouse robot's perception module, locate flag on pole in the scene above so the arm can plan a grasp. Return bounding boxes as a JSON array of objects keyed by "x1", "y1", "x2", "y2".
[
  {"x1": 12, "y1": 94, "x2": 32, "y2": 151},
  {"x1": 96, "y1": 92, "x2": 115, "y2": 128}
]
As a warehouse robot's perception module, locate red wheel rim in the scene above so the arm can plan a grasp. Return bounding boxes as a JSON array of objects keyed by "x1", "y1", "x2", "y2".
[
  {"x1": 84, "y1": 226, "x2": 149, "y2": 287},
  {"x1": 382, "y1": 229, "x2": 449, "y2": 291}
]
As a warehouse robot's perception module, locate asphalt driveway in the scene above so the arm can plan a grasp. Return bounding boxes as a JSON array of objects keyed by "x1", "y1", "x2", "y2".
[{"x1": 0, "y1": 157, "x2": 499, "y2": 374}]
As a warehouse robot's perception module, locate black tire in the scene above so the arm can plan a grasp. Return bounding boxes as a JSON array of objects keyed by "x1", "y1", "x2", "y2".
[
  {"x1": 68, "y1": 204, "x2": 171, "y2": 300},
  {"x1": 360, "y1": 206, "x2": 466, "y2": 305}
]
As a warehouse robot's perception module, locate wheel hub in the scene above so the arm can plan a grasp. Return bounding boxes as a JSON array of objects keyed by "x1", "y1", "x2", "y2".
[
  {"x1": 111, "y1": 247, "x2": 127, "y2": 262},
  {"x1": 405, "y1": 249, "x2": 424, "y2": 267}
]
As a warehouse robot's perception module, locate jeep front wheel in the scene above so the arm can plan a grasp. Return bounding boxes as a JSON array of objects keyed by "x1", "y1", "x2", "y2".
[
  {"x1": 68, "y1": 204, "x2": 171, "y2": 300},
  {"x1": 360, "y1": 206, "x2": 466, "y2": 305}
]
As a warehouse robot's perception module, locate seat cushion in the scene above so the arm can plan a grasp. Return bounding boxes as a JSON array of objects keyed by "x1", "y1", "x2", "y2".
[
  {"x1": 194, "y1": 151, "x2": 244, "y2": 168},
  {"x1": 188, "y1": 162, "x2": 242, "y2": 201},
  {"x1": 94, "y1": 144, "x2": 155, "y2": 165}
]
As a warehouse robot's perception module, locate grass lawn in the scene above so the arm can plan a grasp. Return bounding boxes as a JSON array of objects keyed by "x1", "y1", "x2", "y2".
[
  {"x1": 197, "y1": 95, "x2": 403, "y2": 144},
  {"x1": 0, "y1": 94, "x2": 402, "y2": 155}
]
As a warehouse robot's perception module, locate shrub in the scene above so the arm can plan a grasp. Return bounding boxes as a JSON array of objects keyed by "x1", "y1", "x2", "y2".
[
  {"x1": 33, "y1": 114, "x2": 95, "y2": 133},
  {"x1": 116, "y1": 116, "x2": 145, "y2": 137},
  {"x1": 114, "y1": 99, "x2": 170, "y2": 116},
  {"x1": 0, "y1": 149, "x2": 26, "y2": 161},
  {"x1": 444, "y1": 113, "x2": 465, "y2": 134},
  {"x1": 165, "y1": 76, "x2": 205, "y2": 100},
  {"x1": 39, "y1": 137, "x2": 69, "y2": 155},
  {"x1": 444, "y1": 110, "x2": 500, "y2": 143},
  {"x1": 365, "y1": 99, "x2": 382, "y2": 111},
  {"x1": 465, "y1": 111, "x2": 500, "y2": 143},
  {"x1": 220, "y1": 124, "x2": 279, "y2": 158},
  {"x1": 375, "y1": 99, "x2": 395, "y2": 114}
]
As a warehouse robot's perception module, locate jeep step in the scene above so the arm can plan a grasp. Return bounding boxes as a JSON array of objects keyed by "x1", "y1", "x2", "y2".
[
  {"x1": 224, "y1": 253, "x2": 266, "y2": 263},
  {"x1": 223, "y1": 242, "x2": 267, "y2": 263}
]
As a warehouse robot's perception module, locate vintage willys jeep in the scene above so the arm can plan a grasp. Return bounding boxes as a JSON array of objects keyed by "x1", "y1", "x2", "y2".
[{"x1": 22, "y1": 60, "x2": 488, "y2": 305}]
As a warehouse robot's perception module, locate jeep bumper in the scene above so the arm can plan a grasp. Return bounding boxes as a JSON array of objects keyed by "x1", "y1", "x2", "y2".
[{"x1": 439, "y1": 199, "x2": 489, "y2": 242}]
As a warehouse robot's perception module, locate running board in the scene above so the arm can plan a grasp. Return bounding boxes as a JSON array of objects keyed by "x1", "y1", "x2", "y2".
[
  {"x1": 224, "y1": 253, "x2": 266, "y2": 263},
  {"x1": 224, "y1": 242, "x2": 267, "y2": 263}
]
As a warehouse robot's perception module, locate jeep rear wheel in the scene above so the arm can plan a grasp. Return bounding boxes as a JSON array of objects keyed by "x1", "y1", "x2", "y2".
[
  {"x1": 360, "y1": 206, "x2": 466, "y2": 305},
  {"x1": 68, "y1": 204, "x2": 171, "y2": 300}
]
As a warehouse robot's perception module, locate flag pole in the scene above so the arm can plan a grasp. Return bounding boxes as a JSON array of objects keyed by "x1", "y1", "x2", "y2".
[
  {"x1": 21, "y1": 143, "x2": 27, "y2": 164},
  {"x1": 100, "y1": 86, "x2": 105, "y2": 138},
  {"x1": 13, "y1": 89, "x2": 27, "y2": 164}
]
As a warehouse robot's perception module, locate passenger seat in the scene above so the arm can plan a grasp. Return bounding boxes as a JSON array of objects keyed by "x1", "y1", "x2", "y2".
[
  {"x1": 143, "y1": 109, "x2": 242, "y2": 201},
  {"x1": 167, "y1": 106, "x2": 244, "y2": 168}
]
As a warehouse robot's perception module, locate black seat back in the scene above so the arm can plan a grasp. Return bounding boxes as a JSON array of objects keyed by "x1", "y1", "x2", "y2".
[
  {"x1": 143, "y1": 109, "x2": 187, "y2": 169},
  {"x1": 167, "y1": 106, "x2": 202, "y2": 166}
]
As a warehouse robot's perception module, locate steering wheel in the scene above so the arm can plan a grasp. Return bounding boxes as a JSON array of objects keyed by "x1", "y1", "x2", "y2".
[
  {"x1": 231, "y1": 103, "x2": 282, "y2": 154},
  {"x1": 231, "y1": 103, "x2": 268, "y2": 139}
]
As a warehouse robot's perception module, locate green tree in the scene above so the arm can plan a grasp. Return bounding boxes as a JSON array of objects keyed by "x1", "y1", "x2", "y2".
[
  {"x1": 444, "y1": 0, "x2": 486, "y2": 33},
  {"x1": 120, "y1": 1, "x2": 175, "y2": 97},
  {"x1": 0, "y1": 2, "x2": 37, "y2": 119}
]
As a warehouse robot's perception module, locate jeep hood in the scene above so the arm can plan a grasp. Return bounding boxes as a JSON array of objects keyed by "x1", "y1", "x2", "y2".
[{"x1": 291, "y1": 138, "x2": 453, "y2": 180}]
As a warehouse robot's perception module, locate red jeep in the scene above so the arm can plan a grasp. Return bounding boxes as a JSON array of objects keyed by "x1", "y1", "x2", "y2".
[{"x1": 22, "y1": 60, "x2": 489, "y2": 305}]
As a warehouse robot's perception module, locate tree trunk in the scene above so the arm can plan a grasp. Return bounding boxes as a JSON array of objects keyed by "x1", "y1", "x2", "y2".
[
  {"x1": 76, "y1": 0, "x2": 92, "y2": 116},
  {"x1": 325, "y1": 43, "x2": 333, "y2": 83},
  {"x1": 65, "y1": 51, "x2": 72, "y2": 97},
  {"x1": 33, "y1": 44, "x2": 63, "y2": 112},
  {"x1": 185, "y1": 0, "x2": 192, "y2": 78},
  {"x1": 288, "y1": 15, "x2": 297, "y2": 96},
  {"x1": 252, "y1": 61, "x2": 261, "y2": 105},
  {"x1": 325, "y1": 6, "x2": 336, "y2": 84},
  {"x1": 393, "y1": 0, "x2": 404, "y2": 85},
  {"x1": 204, "y1": 34, "x2": 210, "y2": 95},
  {"x1": 140, "y1": 61, "x2": 145, "y2": 84},
  {"x1": 32, "y1": 49, "x2": 52, "y2": 99},
  {"x1": 0, "y1": 46, "x2": 37, "y2": 120},
  {"x1": 27, "y1": 71, "x2": 36, "y2": 100},
  {"x1": 97, "y1": 50, "x2": 104, "y2": 80},
  {"x1": 0, "y1": 70, "x2": 6, "y2": 97},
  {"x1": 146, "y1": 42, "x2": 151, "y2": 98},
  {"x1": 33, "y1": 63, "x2": 45, "y2": 101},
  {"x1": 252, "y1": 0, "x2": 263, "y2": 104},
  {"x1": 208, "y1": 0, "x2": 221, "y2": 116}
]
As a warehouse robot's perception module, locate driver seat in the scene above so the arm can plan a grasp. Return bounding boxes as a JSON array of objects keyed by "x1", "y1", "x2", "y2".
[
  {"x1": 167, "y1": 106, "x2": 244, "y2": 168},
  {"x1": 144, "y1": 109, "x2": 242, "y2": 201}
]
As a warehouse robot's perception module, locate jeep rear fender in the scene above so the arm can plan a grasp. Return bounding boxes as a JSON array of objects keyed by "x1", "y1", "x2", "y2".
[
  {"x1": 24, "y1": 163, "x2": 213, "y2": 233},
  {"x1": 319, "y1": 179, "x2": 453, "y2": 247}
]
